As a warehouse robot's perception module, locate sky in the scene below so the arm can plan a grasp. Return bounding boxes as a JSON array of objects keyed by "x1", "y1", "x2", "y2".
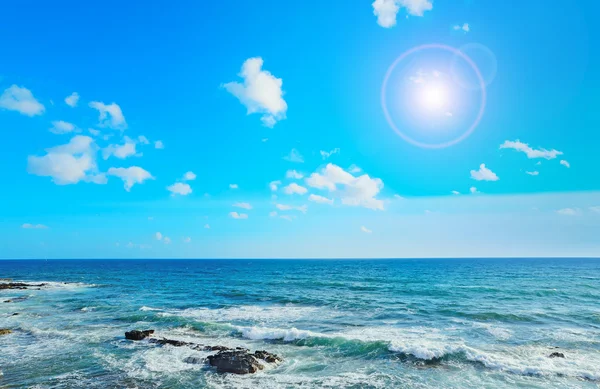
[{"x1": 1, "y1": 0, "x2": 599, "y2": 259}]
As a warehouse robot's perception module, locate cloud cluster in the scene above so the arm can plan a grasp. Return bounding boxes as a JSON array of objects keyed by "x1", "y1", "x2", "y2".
[
  {"x1": 65, "y1": 92, "x2": 80, "y2": 107},
  {"x1": 283, "y1": 182, "x2": 308, "y2": 195},
  {"x1": 305, "y1": 164, "x2": 384, "y2": 210},
  {"x1": 372, "y1": 0, "x2": 433, "y2": 28},
  {"x1": 470, "y1": 164, "x2": 499, "y2": 181},
  {"x1": 276, "y1": 203, "x2": 308, "y2": 213},
  {"x1": 453, "y1": 23, "x2": 470, "y2": 32},
  {"x1": 320, "y1": 148, "x2": 340, "y2": 160},
  {"x1": 230, "y1": 211, "x2": 248, "y2": 219},
  {"x1": 102, "y1": 136, "x2": 138, "y2": 159},
  {"x1": 500, "y1": 140, "x2": 563, "y2": 160},
  {"x1": 223, "y1": 57, "x2": 287, "y2": 127},
  {"x1": 167, "y1": 182, "x2": 192, "y2": 196},
  {"x1": 308, "y1": 194, "x2": 333, "y2": 205},
  {"x1": 108, "y1": 166, "x2": 153, "y2": 191},
  {"x1": 50, "y1": 120, "x2": 77, "y2": 134},
  {"x1": 89, "y1": 101, "x2": 127, "y2": 129}
]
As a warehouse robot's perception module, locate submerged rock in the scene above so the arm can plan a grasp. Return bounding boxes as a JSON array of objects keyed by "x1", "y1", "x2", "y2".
[
  {"x1": 4, "y1": 296, "x2": 29, "y2": 303},
  {"x1": 125, "y1": 329, "x2": 155, "y2": 340},
  {"x1": 549, "y1": 352, "x2": 565, "y2": 358},
  {"x1": 207, "y1": 350, "x2": 264, "y2": 374},
  {"x1": 0, "y1": 329, "x2": 12, "y2": 336}
]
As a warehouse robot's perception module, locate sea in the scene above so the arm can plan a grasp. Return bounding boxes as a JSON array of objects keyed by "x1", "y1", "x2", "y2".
[{"x1": 0, "y1": 258, "x2": 599, "y2": 388}]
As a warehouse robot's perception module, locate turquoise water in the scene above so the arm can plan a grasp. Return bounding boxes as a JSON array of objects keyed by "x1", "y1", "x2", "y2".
[{"x1": 1, "y1": 259, "x2": 599, "y2": 388}]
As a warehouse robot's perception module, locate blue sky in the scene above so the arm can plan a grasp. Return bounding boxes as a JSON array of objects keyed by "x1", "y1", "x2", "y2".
[{"x1": 1, "y1": 0, "x2": 599, "y2": 259}]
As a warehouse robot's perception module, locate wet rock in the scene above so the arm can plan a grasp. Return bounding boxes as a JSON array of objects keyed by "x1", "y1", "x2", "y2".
[
  {"x1": 205, "y1": 345, "x2": 231, "y2": 351},
  {"x1": 207, "y1": 350, "x2": 264, "y2": 374},
  {"x1": 0, "y1": 329, "x2": 12, "y2": 336},
  {"x1": 4, "y1": 296, "x2": 29, "y2": 303},
  {"x1": 0, "y1": 282, "x2": 45, "y2": 290},
  {"x1": 183, "y1": 356, "x2": 204, "y2": 364},
  {"x1": 125, "y1": 329, "x2": 154, "y2": 340},
  {"x1": 11, "y1": 313, "x2": 19, "y2": 316},
  {"x1": 253, "y1": 350, "x2": 282, "y2": 363},
  {"x1": 150, "y1": 338, "x2": 190, "y2": 347},
  {"x1": 549, "y1": 352, "x2": 565, "y2": 358}
]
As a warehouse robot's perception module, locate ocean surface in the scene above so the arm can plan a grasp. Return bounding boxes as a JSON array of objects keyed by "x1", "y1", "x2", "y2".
[{"x1": 0, "y1": 258, "x2": 599, "y2": 388}]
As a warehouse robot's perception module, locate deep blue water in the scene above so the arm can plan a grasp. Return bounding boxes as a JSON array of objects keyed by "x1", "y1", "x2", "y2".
[{"x1": 1, "y1": 258, "x2": 599, "y2": 388}]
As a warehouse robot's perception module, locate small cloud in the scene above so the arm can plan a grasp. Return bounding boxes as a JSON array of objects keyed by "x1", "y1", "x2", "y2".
[
  {"x1": 229, "y1": 183, "x2": 239, "y2": 189},
  {"x1": 183, "y1": 237, "x2": 191, "y2": 243},
  {"x1": 286, "y1": 170, "x2": 304, "y2": 179},
  {"x1": 372, "y1": 0, "x2": 433, "y2": 28},
  {"x1": 138, "y1": 135, "x2": 150, "y2": 145},
  {"x1": 453, "y1": 23, "x2": 470, "y2": 32},
  {"x1": 394, "y1": 194, "x2": 404, "y2": 200},
  {"x1": 275, "y1": 203, "x2": 307, "y2": 213},
  {"x1": 361, "y1": 226, "x2": 372, "y2": 234},
  {"x1": 283, "y1": 183, "x2": 308, "y2": 195},
  {"x1": 89, "y1": 101, "x2": 126, "y2": 129},
  {"x1": 164, "y1": 237, "x2": 172, "y2": 244},
  {"x1": 0, "y1": 85, "x2": 45, "y2": 116},
  {"x1": 154, "y1": 140, "x2": 164, "y2": 149},
  {"x1": 283, "y1": 148, "x2": 304, "y2": 163},
  {"x1": 182, "y1": 171, "x2": 196, "y2": 181},
  {"x1": 49, "y1": 120, "x2": 77, "y2": 134},
  {"x1": 470, "y1": 164, "x2": 499, "y2": 181},
  {"x1": 222, "y1": 57, "x2": 287, "y2": 127},
  {"x1": 470, "y1": 187, "x2": 479, "y2": 194},
  {"x1": 229, "y1": 211, "x2": 248, "y2": 219},
  {"x1": 22, "y1": 223, "x2": 48, "y2": 229},
  {"x1": 88, "y1": 129, "x2": 101, "y2": 137},
  {"x1": 526, "y1": 171, "x2": 539, "y2": 176},
  {"x1": 155, "y1": 232, "x2": 163, "y2": 240},
  {"x1": 451, "y1": 190, "x2": 460, "y2": 195},
  {"x1": 204, "y1": 224, "x2": 211, "y2": 229},
  {"x1": 269, "y1": 180, "x2": 282, "y2": 191},
  {"x1": 308, "y1": 194, "x2": 334, "y2": 205},
  {"x1": 556, "y1": 208, "x2": 580, "y2": 216},
  {"x1": 167, "y1": 182, "x2": 192, "y2": 196},
  {"x1": 500, "y1": 140, "x2": 562, "y2": 160},
  {"x1": 320, "y1": 148, "x2": 340, "y2": 160},
  {"x1": 65, "y1": 92, "x2": 80, "y2": 107},
  {"x1": 233, "y1": 202, "x2": 252, "y2": 210},
  {"x1": 269, "y1": 211, "x2": 278, "y2": 217},
  {"x1": 262, "y1": 138, "x2": 269, "y2": 142},
  {"x1": 348, "y1": 164, "x2": 362, "y2": 174},
  {"x1": 280, "y1": 215, "x2": 294, "y2": 221},
  {"x1": 560, "y1": 160, "x2": 570, "y2": 168},
  {"x1": 107, "y1": 166, "x2": 154, "y2": 191}
]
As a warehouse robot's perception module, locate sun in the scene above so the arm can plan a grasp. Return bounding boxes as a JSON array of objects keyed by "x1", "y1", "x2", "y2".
[{"x1": 417, "y1": 83, "x2": 449, "y2": 112}]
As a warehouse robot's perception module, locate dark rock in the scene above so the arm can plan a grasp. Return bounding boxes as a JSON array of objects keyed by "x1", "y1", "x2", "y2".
[
  {"x1": 0, "y1": 282, "x2": 45, "y2": 290},
  {"x1": 150, "y1": 338, "x2": 190, "y2": 347},
  {"x1": 549, "y1": 352, "x2": 565, "y2": 358},
  {"x1": 204, "y1": 345, "x2": 231, "y2": 351},
  {"x1": 207, "y1": 350, "x2": 264, "y2": 374},
  {"x1": 4, "y1": 296, "x2": 29, "y2": 303},
  {"x1": 125, "y1": 329, "x2": 154, "y2": 340},
  {"x1": 0, "y1": 329, "x2": 12, "y2": 336},
  {"x1": 183, "y1": 356, "x2": 204, "y2": 364},
  {"x1": 253, "y1": 350, "x2": 282, "y2": 363},
  {"x1": 11, "y1": 313, "x2": 19, "y2": 316}
]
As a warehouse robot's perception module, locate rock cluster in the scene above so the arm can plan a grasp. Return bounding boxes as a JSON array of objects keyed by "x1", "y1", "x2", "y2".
[
  {"x1": 0, "y1": 282, "x2": 46, "y2": 290},
  {"x1": 125, "y1": 329, "x2": 282, "y2": 374}
]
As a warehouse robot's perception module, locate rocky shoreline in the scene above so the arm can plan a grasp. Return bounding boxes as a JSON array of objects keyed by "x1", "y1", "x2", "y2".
[{"x1": 125, "y1": 329, "x2": 282, "y2": 374}]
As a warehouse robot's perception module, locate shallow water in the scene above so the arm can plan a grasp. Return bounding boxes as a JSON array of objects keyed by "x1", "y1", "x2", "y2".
[{"x1": 1, "y1": 258, "x2": 599, "y2": 388}]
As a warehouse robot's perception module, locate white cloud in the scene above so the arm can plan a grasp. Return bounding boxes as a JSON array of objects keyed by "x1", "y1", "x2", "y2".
[
  {"x1": 283, "y1": 148, "x2": 304, "y2": 163},
  {"x1": 154, "y1": 140, "x2": 164, "y2": 149},
  {"x1": 22, "y1": 223, "x2": 48, "y2": 229},
  {"x1": 138, "y1": 135, "x2": 150, "y2": 145},
  {"x1": 500, "y1": 140, "x2": 563, "y2": 160},
  {"x1": 229, "y1": 183, "x2": 239, "y2": 189},
  {"x1": 451, "y1": 190, "x2": 460, "y2": 195},
  {"x1": 65, "y1": 92, "x2": 79, "y2": 107},
  {"x1": 286, "y1": 170, "x2": 304, "y2": 179},
  {"x1": 275, "y1": 203, "x2": 308, "y2": 213},
  {"x1": 155, "y1": 232, "x2": 163, "y2": 240},
  {"x1": 590, "y1": 206, "x2": 600, "y2": 214},
  {"x1": 167, "y1": 182, "x2": 192, "y2": 196},
  {"x1": 183, "y1": 171, "x2": 196, "y2": 181},
  {"x1": 556, "y1": 208, "x2": 580, "y2": 216},
  {"x1": 560, "y1": 160, "x2": 570, "y2": 168},
  {"x1": 89, "y1": 101, "x2": 126, "y2": 129},
  {"x1": 233, "y1": 202, "x2": 252, "y2": 210},
  {"x1": 283, "y1": 183, "x2": 308, "y2": 195},
  {"x1": 204, "y1": 224, "x2": 211, "y2": 229},
  {"x1": 0, "y1": 85, "x2": 45, "y2": 116},
  {"x1": 470, "y1": 187, "x2": 479, "y2": 194},
  {"x1": 320, "y1": 148, "x2": 340, "y2": 160},
  {"x1": 163, "y1": 237, "x2": 172, "y2": 244},
  {"x1": 308, "y1": 194, "x2": 334, "y2": 205},
  {"x1": 229, "y1": 211, "x2": 248, "y2": 219},
  {"x1": 88, "y1": 129, "x2": 101, "y2": 137},
  {"x1": 102, "y1": 136, "x2": 138, "y2": 159},
  {"x1": 470, "y1": 164, "x2": 499, "y2": 181},
  {"x1": 269, "y1": 180, "x2": 282, "y2": 191},
  {"x1": 361, "y1": 226, "x2": 373, "y2": 234},
  {"x1": 394, "y1": 194, "x2": 404, "y2": 200},
  {"x1": 348, "y1": 165, "x2": 362, "y2": 174},
  {"x1": 305, "y1": 163, "x2": 384, "y2": 210},
  {"x1": 453, "y1": 23, "x2": 470, "y2": 32},
  {"x1": 28, "y1": 135, "x2": 106, "y2": 185},
  {"x1": 269, "y1": 211, "x2": 278, "y2": 217},
  {"x1": 49, "y1": 120, "x2": 77, "y2": 134},
  {"x1": 107, "y1": 166, "x2": 153, "y2": 191},
  {"x1": 183, "y1": 237, "x2": 191, "y2": 243},
  {"x1": 372, "y1": 0, "x2": 432, "y2": 28},
  {"x1": 223, "y1": 57, "x2": 287, "y2": 127},
  {"x1": 526, "y1": 171, "x2": 540, "y2": 176},
  {"x1": 280, "y1": 215, "x2": 294, "y2": 222}
]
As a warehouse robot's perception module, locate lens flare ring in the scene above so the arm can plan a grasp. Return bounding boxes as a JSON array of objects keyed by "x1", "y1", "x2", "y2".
[{"x1": 381, "y1": 44, "x2": 487, "y2": 149}]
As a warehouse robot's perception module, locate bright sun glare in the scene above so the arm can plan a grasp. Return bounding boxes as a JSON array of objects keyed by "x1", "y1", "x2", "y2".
[{"x1": 418, "y1": 84, "x2": 449, "y2": 112}]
